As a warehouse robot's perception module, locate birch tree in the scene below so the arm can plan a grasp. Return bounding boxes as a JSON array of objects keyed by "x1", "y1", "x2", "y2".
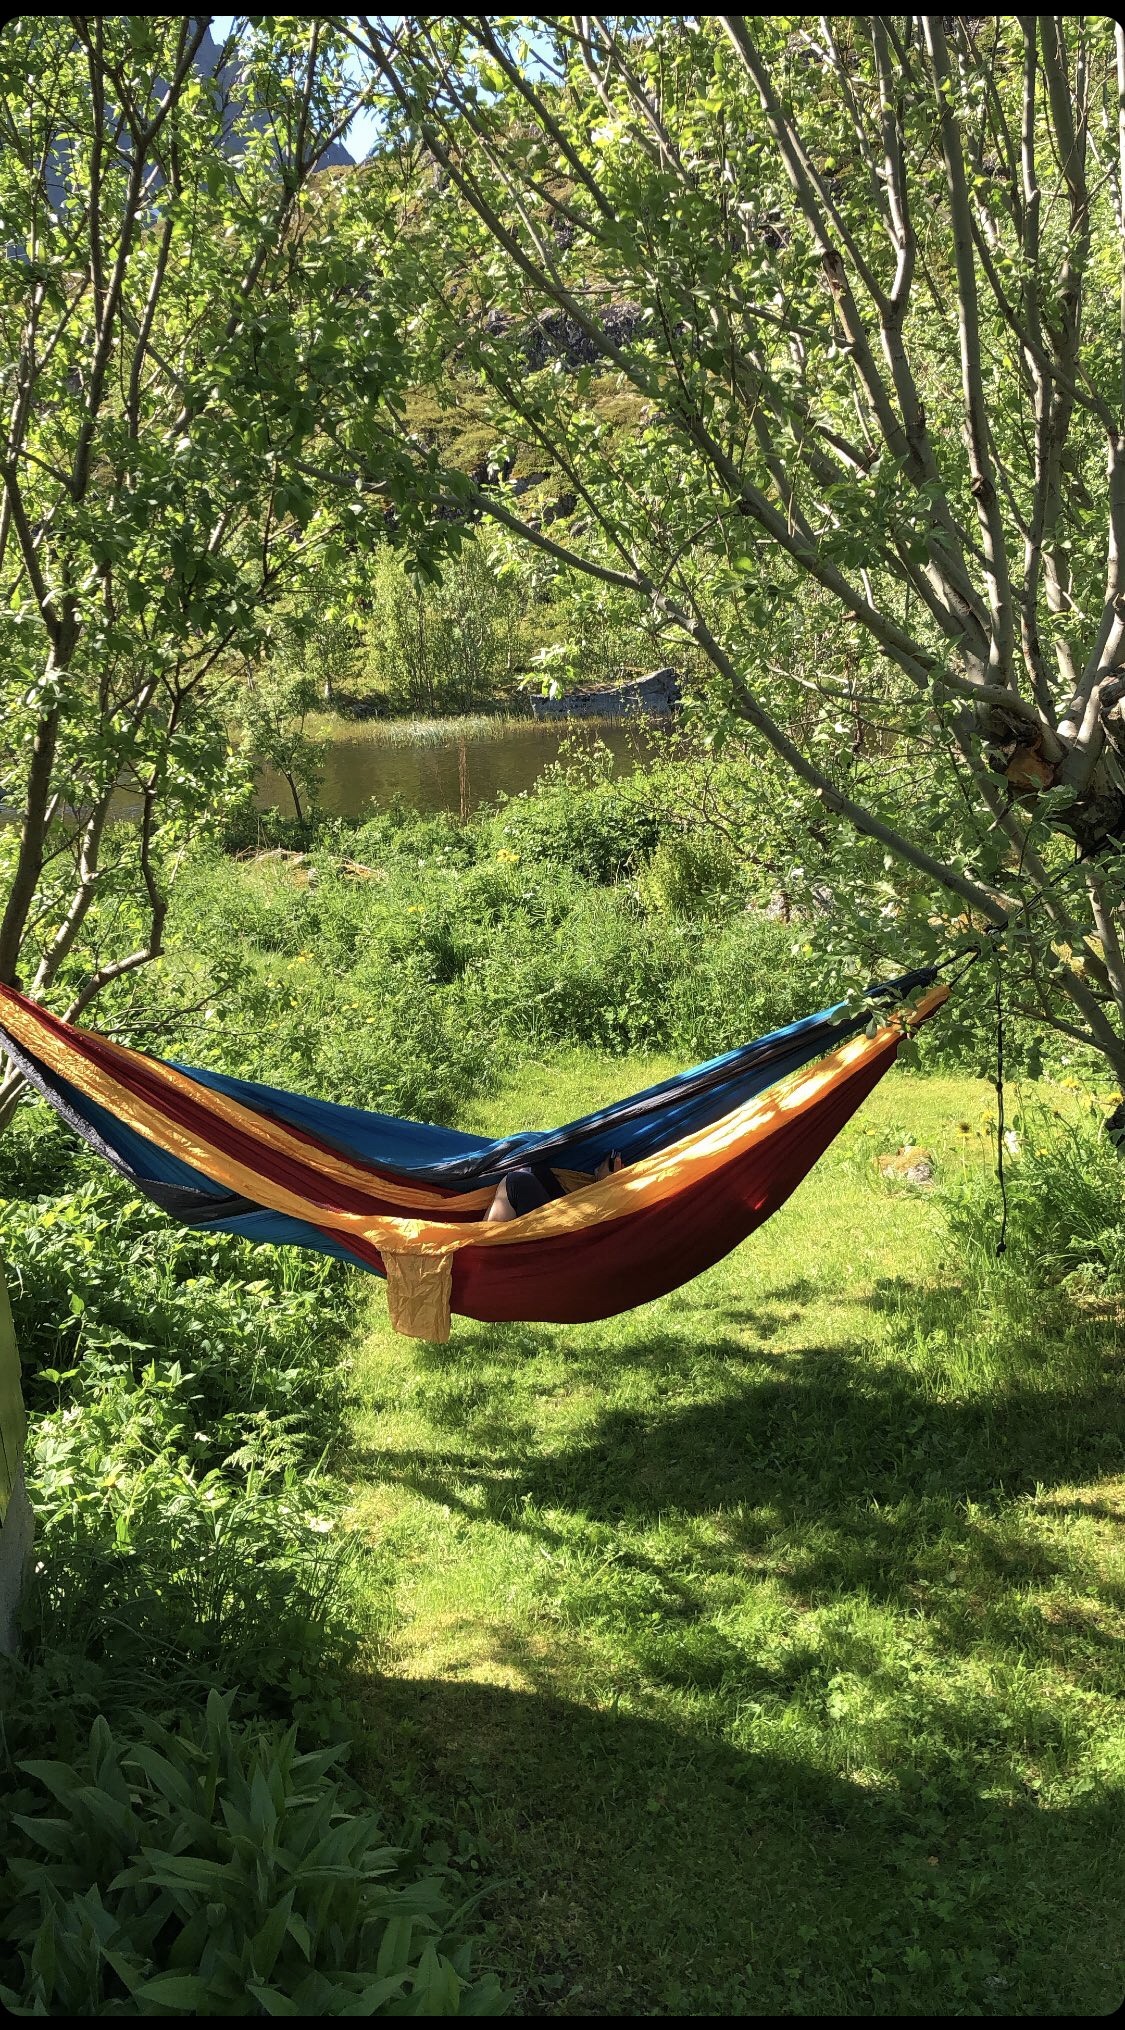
[
  {"x1": 348, "y1": 13, "x2": 1125, "y2": 1077},
  {"x1": 0, "y1": 15, "x2": 423, "y2": 1122}
]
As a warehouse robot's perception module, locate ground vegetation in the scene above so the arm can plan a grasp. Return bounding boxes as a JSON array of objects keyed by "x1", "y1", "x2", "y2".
[{"x1": 2, "y1": 770, "x2": 1123, "y2": 2012}]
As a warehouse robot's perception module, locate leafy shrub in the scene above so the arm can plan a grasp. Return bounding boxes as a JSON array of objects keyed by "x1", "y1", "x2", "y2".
[
  {"x1": 0, "y1": 1130, "x2": 361, "y2": 1712},
  {"x1": 490, "y1": 767, "x2": 662, "y2": 884},
  {"x1": 940, "y1": 1096, "x2": 1125, "y2": 1290},
  {"x1": 365, "y1": 543, "x2": 522, "y2": 715},
  {"x1": 0, "y1": 952, "x2": 505, "y2": 2016},
  {"x1": 26, "y1": 1399, "x2": 358, "y2": 1708},
  {"x1": 663, "y1": 911, "x2": 827, "y2": 1059},
  {"x1": 637, "y1": 831, "x2": 739, "y2": 917},
  {"x1": 0, "y1": 1157, "x2": 351, "y2": 1462},
  {"x1": 438, "y1": 879, "x2": 665, "y2": 1054},
  {"x1": 0, "y1": 1693, "x2": 505, "y2": 2016}
]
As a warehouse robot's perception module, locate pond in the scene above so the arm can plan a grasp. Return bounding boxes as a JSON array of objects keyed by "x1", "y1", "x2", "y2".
[
  {"x1": 1, "y1": 717, "x2": 667, "y2": 829},
  {"x1": 255, "y1": 716, "x2": 667, "y2": 820}
]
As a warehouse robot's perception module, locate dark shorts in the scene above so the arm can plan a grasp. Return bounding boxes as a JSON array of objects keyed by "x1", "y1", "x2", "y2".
[{"x1": 502, "y1": 1163, "x2": 566, "y2": 1217}]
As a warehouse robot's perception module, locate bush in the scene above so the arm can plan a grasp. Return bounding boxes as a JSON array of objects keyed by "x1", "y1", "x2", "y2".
[
  {"x1": 490, "y1": 766, "x2": 662, "y2": 884},
  {"x1": 365, "y1": 544, "x2": 522, "y2": 715},
  {"x1": 940, "y1": 1095, "x2": 1125, "y2": 1291},
  {"x1": 0, "y1": 1154, "x2": 351, "y2": 1462},
  {"x1": 0, "y1": 1126, "x2": 506, "y2": 2011},
  {"x1": 663, "y1": 911, "x2": 829, "y2": 1060},
  {"x1": 0, "y1": 1692, "x2": 505, "y2": 2016},
  {"x1": 637, "y1": 830, "x2": 739, "y2": 917},
  {"x1": 26, "y1": 1404, "x2": 359, "y2": 1709}
]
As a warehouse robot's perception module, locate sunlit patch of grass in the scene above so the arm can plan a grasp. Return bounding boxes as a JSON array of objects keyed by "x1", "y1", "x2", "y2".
[{"x1": 344, "y1": 1062, "x2": 1125, "y2": 2016}]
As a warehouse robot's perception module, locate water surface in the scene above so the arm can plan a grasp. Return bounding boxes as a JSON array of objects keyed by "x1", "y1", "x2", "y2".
[{"x1": 256, "y1": 718, "x2": 664, "y2": 819}]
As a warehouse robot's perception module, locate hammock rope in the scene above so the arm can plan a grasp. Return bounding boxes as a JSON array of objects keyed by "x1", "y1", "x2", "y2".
[{"x1": 0, "y1": 972, "x2": 949, "y2": 1341}]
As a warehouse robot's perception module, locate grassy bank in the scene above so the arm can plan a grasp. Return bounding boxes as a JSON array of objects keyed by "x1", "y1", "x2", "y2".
[{"x1": 346, "y1": 1055, "x2": 1125, "y2": 2016}]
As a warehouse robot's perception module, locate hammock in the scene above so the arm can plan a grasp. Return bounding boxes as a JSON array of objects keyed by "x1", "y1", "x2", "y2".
[{"x1": 0, "y1": 972, "x2": 948, "y2": 1341}]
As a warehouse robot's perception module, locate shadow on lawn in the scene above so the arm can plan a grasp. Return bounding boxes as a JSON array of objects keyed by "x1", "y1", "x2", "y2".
[
  {"x1": 351, "y1": 1279, "x2": 1124, "y2": 2012},
  {"x1": 357, "y1": 1667, "x2": 1121, "y2": 2017},
  {"x1": 368, "y1": 1321, "x2": 1123, "y2": 1538},
  {"x1": 358, "y1": 1283, "x2": 1125, "y2": 1686}
]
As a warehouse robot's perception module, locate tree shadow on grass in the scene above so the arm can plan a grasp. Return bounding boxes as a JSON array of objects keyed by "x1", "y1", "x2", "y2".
[
  {"x1": 350, "y1": 1277, "x2": 1124, "y2": 2012},
  {"x1": 355, "y1": 1665, "x2": 1122, "y2": 2018},
  {"x1": 362, "y1": 1313, "x2": 1124, "y2": 1535},
  {"x1": 354, "y1": 1289, "x2": 1125, "y2": 1689}
]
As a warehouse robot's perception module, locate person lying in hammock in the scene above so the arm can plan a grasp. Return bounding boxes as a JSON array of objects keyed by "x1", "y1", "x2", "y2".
[{"x1": 485, "y1": 1149, "x2": 624, "y2": 1223}]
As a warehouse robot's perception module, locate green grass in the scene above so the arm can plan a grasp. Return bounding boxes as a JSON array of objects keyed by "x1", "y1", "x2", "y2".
[{"x1": 344, "y1": 1059, "x2": 1125, "y2": 2016}]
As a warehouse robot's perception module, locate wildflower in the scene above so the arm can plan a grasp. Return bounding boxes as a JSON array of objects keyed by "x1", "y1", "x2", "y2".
[
  {"x1": 956, "y1": 1121, "x2": 971, "y2": 1135},
  {"x1": 308, "y1": 1516, "x2": 334, "y2": 1534}
]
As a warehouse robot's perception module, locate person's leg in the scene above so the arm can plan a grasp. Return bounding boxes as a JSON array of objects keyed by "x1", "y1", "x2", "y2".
[{"x1": 485, "y1": 1165, "x2": 554, "y2": 1224}]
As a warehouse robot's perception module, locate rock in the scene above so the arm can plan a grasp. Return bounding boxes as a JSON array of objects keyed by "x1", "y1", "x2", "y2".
[
  {"x1": 529, "y1": 666, "x2": 680, "y2": 721},
  {"x1": 878, "y1": 1145, "x2": 934, "y2": 1186}
]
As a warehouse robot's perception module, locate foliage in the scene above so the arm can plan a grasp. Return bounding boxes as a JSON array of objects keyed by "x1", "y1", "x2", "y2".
[
  {"x1": 231, "y1": 663, "x2": 326, "y2": 831},
  {"x1": 638, "y1": 831, "x2": 739, "y2": 918},
  {"x1": 0, "y1": 15, "x2": 439, "y2": 1077},
  {"x1": 0, "y1": 1692, "x2": 505, "y2": 2016},
  {"x1": 0, "y1": 1126, "x2": 359, "y2": 1716},
  {"x1": 274, "y1": 564, "x2": 370, "y2": 708},
  {"x1": 347, "y1": 14, "x2": 1125, "y2": 1084},
  {"x1": 363, "y1": 544, "x2": 524, "y2": 716},
  {"x1": 490, "y1": 745, "x2": 663, "y2": 882},
  {"x1": 158, "y1": 741, "x2": 1071, "y2": 1097},
  {"x1": 0, "y1": 1151, "x2": 350, "y2": 1452},
  {"x1": 941, "y1": 1092, "x2": 1125, "y2": 1291},
  {"x1": 0, "y1": 1106, "x2": 504, "y2": 2013}
]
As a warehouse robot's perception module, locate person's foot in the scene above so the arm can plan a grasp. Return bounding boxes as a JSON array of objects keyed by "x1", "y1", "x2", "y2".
[{"x1": 594, "y1": 1150, "x2": 623, "y2": 1181}]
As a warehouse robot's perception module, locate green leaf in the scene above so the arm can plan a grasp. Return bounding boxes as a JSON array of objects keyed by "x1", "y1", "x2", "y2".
[
  {"x1": 249, "y1": 1889, "x2": 295, "y2": 1983},
  {"x1": 133, "y1": 1972, "x2": 215, "y2": 2009},
  {"x1": 246, "y1": 1984, "x2": 302, "y2": 2016},
  {"x1": 128, "y1": 1744, "x2": 195, "y2": 1811},
  {"x1": 376, "y1": 1913, "x2": 415, "y2": 1978}
]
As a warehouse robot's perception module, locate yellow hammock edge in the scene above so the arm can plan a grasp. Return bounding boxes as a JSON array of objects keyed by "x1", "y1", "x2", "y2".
[
  {"x1": 3, "y1": 978, "x2": 947, "y2": 1341},
  {"x1": 381, "y1": 981, "x2": 950, "y2": 1338}
]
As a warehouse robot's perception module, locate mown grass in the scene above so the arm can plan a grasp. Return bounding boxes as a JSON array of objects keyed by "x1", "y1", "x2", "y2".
[{"x1": 345, "y1": 1057, "x2": 1125, "y2": 2017}]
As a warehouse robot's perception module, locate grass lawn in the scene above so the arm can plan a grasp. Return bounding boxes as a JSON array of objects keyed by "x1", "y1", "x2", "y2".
[{"x1": 345, "y1": 1056, "x2": 1125, "y2": 2017}]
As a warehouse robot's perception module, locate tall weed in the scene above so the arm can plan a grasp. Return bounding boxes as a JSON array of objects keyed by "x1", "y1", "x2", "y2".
[{"x1": 940, "y1": 1094, "x2": 1125, "y2": 1291}]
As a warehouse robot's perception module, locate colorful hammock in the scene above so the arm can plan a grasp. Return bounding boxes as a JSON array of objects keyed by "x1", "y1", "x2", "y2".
[{"x1": 0, "y1": 973, "x2": 947, "y2": 1340}]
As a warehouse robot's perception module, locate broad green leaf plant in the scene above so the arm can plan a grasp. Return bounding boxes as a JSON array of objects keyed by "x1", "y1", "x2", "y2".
[{"x1": 1, "y1": 1690, "x2": 505, "y2": 2016}]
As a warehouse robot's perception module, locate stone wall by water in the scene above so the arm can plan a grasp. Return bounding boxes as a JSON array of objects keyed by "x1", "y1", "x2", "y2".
[{"x1": 529, "y1": 667, "x2": 680, "y2": 721}]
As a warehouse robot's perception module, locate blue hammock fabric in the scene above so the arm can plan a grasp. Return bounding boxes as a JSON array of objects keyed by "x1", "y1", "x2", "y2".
[
  {"x1": 174, "y1": 966, "x2": 937, "y2": 1186},
  {"x1": 1, "y1": 967, "x2": 938, "y2": 1271}
]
